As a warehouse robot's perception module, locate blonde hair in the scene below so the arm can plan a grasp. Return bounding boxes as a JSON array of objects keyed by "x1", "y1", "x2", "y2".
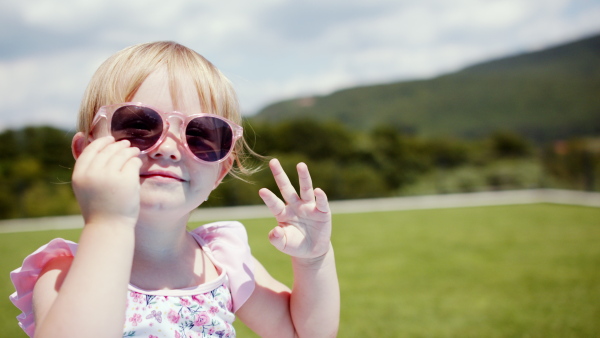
[{"x1": 78, "y1": 41, "x2": 258, "y2": 178}]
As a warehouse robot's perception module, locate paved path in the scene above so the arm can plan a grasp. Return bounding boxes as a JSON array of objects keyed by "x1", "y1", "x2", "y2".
[{"x1": 1, "y1": 189, "x2": 599, "y2": 234}]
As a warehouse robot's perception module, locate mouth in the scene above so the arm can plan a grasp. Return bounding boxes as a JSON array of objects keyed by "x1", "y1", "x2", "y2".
[{"x1": 140, "y1": 171, "x2": 187, "y2": 182}]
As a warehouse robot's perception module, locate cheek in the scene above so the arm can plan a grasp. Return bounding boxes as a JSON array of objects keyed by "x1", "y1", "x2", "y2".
[{"x1": 187, "y1": 162, "x2": 221, "y2": 189}]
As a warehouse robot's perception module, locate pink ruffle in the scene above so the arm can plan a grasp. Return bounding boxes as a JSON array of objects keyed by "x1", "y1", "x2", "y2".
[
  {"x1": 191, "y1": 221, "x2": 255, "y2": 313},
  {"x1": 9, "y1": 238, "x2": 78, "y2": 337},
  {"x1": 8, "y1": 221, "x2": 255, "y2": 336}
]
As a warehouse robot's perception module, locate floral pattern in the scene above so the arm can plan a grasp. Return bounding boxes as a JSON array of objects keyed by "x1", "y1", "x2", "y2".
[{"x1": 122, "y1": 284, "x2": 235, "y2": 337}]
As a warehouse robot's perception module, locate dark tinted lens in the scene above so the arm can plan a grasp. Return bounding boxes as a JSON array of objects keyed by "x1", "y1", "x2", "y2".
[
  {"x1": 186, "y1": 117, "x2": 233, "y2": 162},
  {"x1": 111, "y1": 106, "x2": 163, "y2": 151}
]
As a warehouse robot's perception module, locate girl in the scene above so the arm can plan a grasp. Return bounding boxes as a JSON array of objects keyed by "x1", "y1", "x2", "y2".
[{"x1": 10, "y1": 41, "x2": 339, "y2": 338}]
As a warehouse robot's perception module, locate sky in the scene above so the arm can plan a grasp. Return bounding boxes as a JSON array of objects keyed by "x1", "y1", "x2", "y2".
[{"x1": 1, "y1": 0, "x2": 600, "y2": 131}]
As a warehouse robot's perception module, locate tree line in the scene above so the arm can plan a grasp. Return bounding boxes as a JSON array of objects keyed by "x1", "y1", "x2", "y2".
[{"x1": 0, "y1": 121, "x2": 597, "y2": 219}]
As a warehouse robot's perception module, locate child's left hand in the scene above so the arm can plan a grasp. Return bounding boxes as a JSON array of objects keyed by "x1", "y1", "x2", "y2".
[{"x1": 259, "y1": 159, "x2": 332, "y2": 260}]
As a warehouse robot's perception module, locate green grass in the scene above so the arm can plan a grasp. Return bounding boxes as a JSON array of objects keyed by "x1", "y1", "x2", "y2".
[{"x1": 1, "y1": 204, "x2": 599, "y2": 337}]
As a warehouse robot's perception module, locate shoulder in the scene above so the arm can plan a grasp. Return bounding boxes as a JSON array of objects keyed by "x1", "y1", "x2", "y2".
[
  {"x1": 9, "y1": 238, "x2": 77, "y2": 336},
  {"x1": 191, "y1": 221, "x2": 252, "y2": 260},
  {"x1": 10, "y1": 238, "x2": 78, "y2": 296},
  {"x1": 191, "y1": 220, "x2": 248, "y2": 244},
  {"x1": 33, "y1": 256, "x2": 74, "y2": 327},
  {"x1": 235, "y1": 257, "x2": 293, "y2": 337},
  {"x1": 191, "y1": 221, "x2": 255, "y2": 313}
]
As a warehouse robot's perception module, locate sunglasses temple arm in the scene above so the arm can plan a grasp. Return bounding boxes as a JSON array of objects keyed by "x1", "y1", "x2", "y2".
[
  {"x1": 87, "y1": 113, "x2": 110, "y2": 143},
  {"x1": 235, "y1": 126, "x2": 243, "y2": 139}
]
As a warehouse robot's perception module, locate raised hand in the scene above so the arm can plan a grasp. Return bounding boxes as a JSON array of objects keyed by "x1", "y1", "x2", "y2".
[
  {"x1": 71, "y1": 135, "x2": 142, "y2": 227},
  {"x1": 259, "y1": 158, "x2": 332, "y2": 259}
]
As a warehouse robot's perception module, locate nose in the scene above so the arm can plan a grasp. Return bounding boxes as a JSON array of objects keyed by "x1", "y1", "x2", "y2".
[
  {"x1": 149, "y1": 134, "x2": 182, "y2": 162},
  {"x1": 148, "y1": 119, "x2": 184, "y2": 162}
]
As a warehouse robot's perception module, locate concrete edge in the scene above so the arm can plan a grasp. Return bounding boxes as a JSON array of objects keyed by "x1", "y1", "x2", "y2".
[{"x1": 1, "y1": 189, "x2": 598, "y2": 234}]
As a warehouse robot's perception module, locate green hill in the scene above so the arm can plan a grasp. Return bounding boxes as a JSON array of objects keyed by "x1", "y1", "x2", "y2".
[{"x1": 253, "y1": 34, "x2": 600, "y2": 142}]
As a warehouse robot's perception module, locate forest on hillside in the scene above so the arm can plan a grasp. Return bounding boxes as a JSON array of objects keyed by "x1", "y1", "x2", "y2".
[
  {"x1": 0, "y1": 123, "x2": 597, "y2": 220},
  {"x1": 254, "y1": 34, "x2": 600, "y2": 142},
  {"x1": 1, "y1": 35, "x2": 598, "y2": 219}
]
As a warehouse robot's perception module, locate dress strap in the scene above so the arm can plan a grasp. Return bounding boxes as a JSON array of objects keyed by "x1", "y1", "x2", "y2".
[{"x1": 191, "y1": 221, "x2": 255, "y2": 312}]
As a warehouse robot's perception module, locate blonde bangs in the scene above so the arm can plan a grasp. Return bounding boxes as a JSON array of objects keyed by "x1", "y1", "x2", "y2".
[
  {"x1": 162, "y1": 46, "x2": 258, "y2": 179},
  {"x1": 77, "y1": 41, "x2": 260, "y2": 179},
  {"x1": 165, "y1": 49, "x2": 241, "y2": 123},
  {"x1": 77, "y1": 44, "x2": 165, "y2": 135}
]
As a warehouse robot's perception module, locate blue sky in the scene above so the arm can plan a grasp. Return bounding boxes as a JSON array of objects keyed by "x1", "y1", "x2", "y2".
[{"x1": 1, "y1": 0, "x2": 599, "y2": 130}]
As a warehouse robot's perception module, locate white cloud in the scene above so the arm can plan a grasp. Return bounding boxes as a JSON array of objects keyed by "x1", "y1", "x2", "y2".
[
  {"x1": 0, "y1": 48, "x2": 105, "y2": 130},
  {"x1": 442, "y1": 0, "x2": 532, "y2": 29},
  {"x1": 0, "y1": 0, "x2": 599, "y2": 129}
]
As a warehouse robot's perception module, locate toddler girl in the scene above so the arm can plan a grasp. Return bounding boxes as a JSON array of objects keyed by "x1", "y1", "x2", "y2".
[{"x1": 10, "y1": 41, "x2": 339, "y2": 338}]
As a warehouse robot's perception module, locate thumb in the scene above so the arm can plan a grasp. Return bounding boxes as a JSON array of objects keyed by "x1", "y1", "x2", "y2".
[{"x1": 269, "y1": 227, "x2": 287, "y2": 252}]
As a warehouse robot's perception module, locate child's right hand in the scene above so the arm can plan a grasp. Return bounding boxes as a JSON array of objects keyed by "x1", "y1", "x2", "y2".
[{"x1": 71, "y1": 136, "x2": 142, "y2": 227}]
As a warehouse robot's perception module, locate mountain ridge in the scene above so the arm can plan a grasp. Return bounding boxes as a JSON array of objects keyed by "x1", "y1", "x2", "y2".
[{"x1": 253, "y1": 33, "x2": 600, "y2": 141}]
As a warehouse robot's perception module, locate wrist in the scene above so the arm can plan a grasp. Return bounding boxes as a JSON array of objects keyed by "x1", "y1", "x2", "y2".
[
  {"x1": 78, "y1": 218, "x2": 136, "y2": 253},
  {"x1": 84, "y1": 215, "x2": 138, "y2": 230},
  {"x1": 292, "y1": 243, "x2": 335, "y2": 269}
]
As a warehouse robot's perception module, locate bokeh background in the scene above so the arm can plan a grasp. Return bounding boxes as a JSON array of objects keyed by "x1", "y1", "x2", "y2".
[
  {"x1": 2, "y1": 0, "x2": 599, "y2": 128},
  {"x1": 1, "y1": 1, "x2": 600, "y2": 336},
  {"x1": 0, "y1": 0, "x2": 599, "y2": 218}
]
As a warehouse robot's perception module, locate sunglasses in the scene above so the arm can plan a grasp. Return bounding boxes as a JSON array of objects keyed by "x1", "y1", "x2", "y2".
[{"x1": 90, "y1": 102, "x2": 243, "y2": 163}]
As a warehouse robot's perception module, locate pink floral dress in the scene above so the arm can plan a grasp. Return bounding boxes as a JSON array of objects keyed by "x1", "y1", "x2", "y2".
[
  {"x1": 10, "y1": 221, "x2": 256, "y2": 338},
  {"x1": 123, "y1": 278, "x2": 235, "y2": 337}
]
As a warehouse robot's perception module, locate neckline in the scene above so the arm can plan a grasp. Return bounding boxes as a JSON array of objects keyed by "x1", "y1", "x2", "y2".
[
  {"x1": 127, "y1": 271, "x2": 227, "y2": 296},
  {"x1": 127, "y1": 231, "x2": 228, "y2": 296}
]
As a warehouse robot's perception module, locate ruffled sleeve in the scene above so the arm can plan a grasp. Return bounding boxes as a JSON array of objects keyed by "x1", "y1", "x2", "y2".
[
  {"x1": 191, "y1": 221, "x2": 255, "y2": 313},
  {"x1": 9, "y1": 238, "x2": 78, "y2": 337}
]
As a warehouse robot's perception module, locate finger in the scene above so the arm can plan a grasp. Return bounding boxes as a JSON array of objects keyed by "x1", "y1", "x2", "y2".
[
  {"x1": 268, "y1": 226, "x2": 287, "y2": 252},
  {"x1": 105, "y1": 145, "x2": 141, "y2": 172},
  {"x1": 86, "y1": 140, "x2": 132, "y2": 173},
  {"x1": 269, "y1": 158, "x2": 300, "y2": 204},
  {"x1": 314, "y1": 188, "x2": 330, "y2": 214},
  {"x1": 120, "y1": 154, "x2": 143, "y2": 175},
  {"x1": 74, "y1": 136, "x2": 115, "y2": 172},
  {"x1": 297, "y1": 162, "x2": 315, "y2": 202},
  {"x1": 258, "y1": 188, "x2": 286, "y2": 217}
]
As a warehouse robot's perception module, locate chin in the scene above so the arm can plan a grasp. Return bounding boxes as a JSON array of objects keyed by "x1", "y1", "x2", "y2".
[
  {"x1": 139, "y1": 184, "x2": 207, "y2": 212},
  {"x1": 140, "y1": 195, "x2": 202, "y2": 216}
]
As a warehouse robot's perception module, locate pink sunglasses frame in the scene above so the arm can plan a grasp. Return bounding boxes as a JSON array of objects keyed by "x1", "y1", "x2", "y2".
[{"x1": 90, "y1": 102, "x2": 243, "y2": 164}]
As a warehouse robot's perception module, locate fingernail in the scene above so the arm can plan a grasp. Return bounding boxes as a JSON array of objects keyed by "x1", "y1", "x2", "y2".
[{"x1": 270, "y1": 229, "x2": 281, "y2": 239}]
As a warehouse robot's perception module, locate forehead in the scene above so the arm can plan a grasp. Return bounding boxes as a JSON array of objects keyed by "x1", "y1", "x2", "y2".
[{"x1": 131, "y1": 67, "x2": 202, "y2": 114}]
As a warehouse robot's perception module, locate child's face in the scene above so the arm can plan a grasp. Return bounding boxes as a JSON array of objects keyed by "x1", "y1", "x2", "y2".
[{"x1": 122, "y1": 67, "x2": 231, "y2": 214}]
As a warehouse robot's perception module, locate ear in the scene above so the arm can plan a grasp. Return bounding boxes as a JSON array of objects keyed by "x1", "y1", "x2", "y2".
[
  {"x1": 213, "y1": 157, "x2": 234, "y2": 189},
  {"x1": 71, "y1": 132, "x2": 88, "y2": 160}
]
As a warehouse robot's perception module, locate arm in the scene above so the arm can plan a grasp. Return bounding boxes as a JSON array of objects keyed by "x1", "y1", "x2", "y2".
[
  {"x1": 237, "y1": 159, "x2": 340, "y2": 338},
  {"x1": 33, "y1": 136, "x2": 141, "y2": 338}
]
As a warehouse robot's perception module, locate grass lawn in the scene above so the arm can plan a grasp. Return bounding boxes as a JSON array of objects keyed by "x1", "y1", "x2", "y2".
[{"x1": 1, "y1": 203, "x2": 599, "y2": 337}]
